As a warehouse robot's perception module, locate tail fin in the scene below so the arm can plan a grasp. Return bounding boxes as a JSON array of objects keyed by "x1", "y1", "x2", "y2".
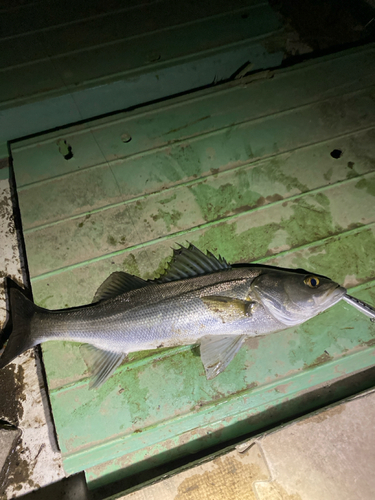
[{"x1": 0, "y1": 281, "x2": 39, "y2": 369}]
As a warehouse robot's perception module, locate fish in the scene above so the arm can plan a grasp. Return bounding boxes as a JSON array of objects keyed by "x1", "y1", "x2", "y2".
[{"x1": 0, "y1": 244, "x2": 347, "y2": 388}]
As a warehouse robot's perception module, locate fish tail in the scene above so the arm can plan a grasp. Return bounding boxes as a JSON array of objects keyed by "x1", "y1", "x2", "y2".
[{"x1": 0, "y1": 280, "x2": 40, "y2": 369}]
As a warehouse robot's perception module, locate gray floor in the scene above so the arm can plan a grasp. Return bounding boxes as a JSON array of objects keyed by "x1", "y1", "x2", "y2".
[{"x1": 125, "y1": 388, "x2": 375, "y2": 500}]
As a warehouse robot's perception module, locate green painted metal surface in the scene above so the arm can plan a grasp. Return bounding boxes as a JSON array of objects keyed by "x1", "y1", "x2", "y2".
[
  {"x1": 11, "y1": 44, "x2": 375, "y2": 489},
  {"x1": 0, "y1": 0, "x2": 283, "y2": 142}
]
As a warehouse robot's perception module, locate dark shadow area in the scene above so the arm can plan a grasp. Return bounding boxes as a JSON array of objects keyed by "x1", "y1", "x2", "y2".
[
  {"x1": 270, "y1": 0, "x2": 375, "y2": 55},
  {"x1": 90, "y1": 363, "x2": 375, "y2": 499},
  {"x1": 17, "y1": 472, "x2": 89, "y2": 500},
  {"x1": 8, "y1": 3, "x2": 375, "y2": 150}
]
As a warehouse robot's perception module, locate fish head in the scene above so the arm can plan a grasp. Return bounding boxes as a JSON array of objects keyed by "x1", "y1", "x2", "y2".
[{"x1": 250, "y1": 269, "x2": 346, "y2": 326}]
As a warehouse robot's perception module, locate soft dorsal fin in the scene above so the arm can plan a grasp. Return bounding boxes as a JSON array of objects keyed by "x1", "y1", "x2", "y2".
[
  {"x1": 93, "y1": 271, "x2": 148, "y2": 302},
  {"x1": 156, "y1": 243, "x2": 230, "y2": 283}
]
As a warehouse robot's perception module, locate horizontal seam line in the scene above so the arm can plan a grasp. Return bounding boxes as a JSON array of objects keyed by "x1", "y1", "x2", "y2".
[
  {"x1": 30, "y1": 221, "x2": 375, "y2": 282},
  {"x1": 23, "y1": 164, "x2": 375, "y2": 235},
  {"x1": 15, "y1": 85, "x2": 375, "y2": 190}
]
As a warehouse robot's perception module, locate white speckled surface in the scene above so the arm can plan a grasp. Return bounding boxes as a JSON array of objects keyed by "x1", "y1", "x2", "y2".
[{"x1": 0, "y1": 166, "x2": 65, "y2": 498}]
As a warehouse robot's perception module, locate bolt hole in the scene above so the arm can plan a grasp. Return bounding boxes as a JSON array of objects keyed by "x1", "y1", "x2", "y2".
[
  {"x1": 330, "y1": 149, "x2": 342, "y2": 159},
  {"x1": 121, "y1": 133, "x2": 132, "y2": 143},
  {"x1": 57, "y1": 139, "x2": 73, "y2": 160},
  {"x1": 241, "y1": 13, "x2": 249, "y2": 19}
]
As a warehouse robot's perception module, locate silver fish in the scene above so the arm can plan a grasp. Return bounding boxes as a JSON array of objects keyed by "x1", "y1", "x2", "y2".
[{"x1": 0, "y1": 244, "x2": 347, "y2": 388}]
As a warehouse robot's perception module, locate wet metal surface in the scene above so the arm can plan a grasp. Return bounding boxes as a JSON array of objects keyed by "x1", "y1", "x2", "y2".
[{"x1": 10, "y1": 44, "x2": 375, "y2": 490}]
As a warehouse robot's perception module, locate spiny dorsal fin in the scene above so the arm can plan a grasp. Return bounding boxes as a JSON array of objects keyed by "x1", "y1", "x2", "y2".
[
  {"x1": 156, "y1": 243, "x2": 230, "y2": 283},
  {"x1": 93, "y1": 271, "x2": 148, "y2": 302},
  {"x1": 200, "y1": 335, "x2": 245, "y2": 379}
]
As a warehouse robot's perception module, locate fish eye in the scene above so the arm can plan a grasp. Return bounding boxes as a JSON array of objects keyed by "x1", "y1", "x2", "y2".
[{"x1": 304, "y1": 276, "x2": 320, "y2": 288}]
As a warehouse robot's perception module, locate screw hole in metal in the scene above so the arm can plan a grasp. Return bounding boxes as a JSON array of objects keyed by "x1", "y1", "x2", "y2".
[
  {"x1": 121, "y1": 133, "x2": 132, "y2": 143},
  {"x1": 330, "y1": 149, "x2": 342, "y2": 159},
  {"x1": 57, "y1": 139, "x2": 73, "y2": 160}
]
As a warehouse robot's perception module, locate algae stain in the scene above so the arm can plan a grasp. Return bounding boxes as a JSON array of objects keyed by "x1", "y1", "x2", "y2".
[
  {"x1": 35, "y1": 295, "x2": 54, "y2": 308},
  {"x1": 118, "y1": 368, "x2": 150, "y2": 425},
  {"x1": 265, "y1": 157, "x2": 309, "y2": 192},
  {"x1": 291, "y1": 229, "x2": 375, "y2": 285},
  {"x1": 166, "y1": 144, "x2": 202, "y2": 181},
  {"x1": 314, "y1": 192, "x2": 330, "y2": 208},
  {"x1": 194, "y1": 221, "x2": 279, "y2": 263},
  {"x1": 151, "y1": 208, "x2": 182, "y2": 231},
  {"x1": 282, "y1": 194, "x2": 341, "y2": 248},
  {"x1": 77, "y1": 214, "x2": 92, "y2": 228},
  {"x1": 158, "y1": 193, "x2": 177, "y2": 205},
  {"x1": 323, "y1": 167, "x2": 333, "y2": 181},
  {"x1": 189, "y1": 181, "x2": 261, "y2": 222},
  {"x1": 122, "y1": 253, "x2": 141, "y2": 276},
  {"x1": 107, "y1": 235, "x2": 117, "y2": 246},
  {"x1": 346, "y1": 165, "x2": 360, "y2": 179},
  {"x1": 355, "y1": 177, "x2": 375, "y2": 197}
]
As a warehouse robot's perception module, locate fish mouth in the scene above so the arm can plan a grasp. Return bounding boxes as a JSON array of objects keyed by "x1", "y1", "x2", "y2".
[{"x1": 316, "y1": 285, "x2": 346, "y2": 307}]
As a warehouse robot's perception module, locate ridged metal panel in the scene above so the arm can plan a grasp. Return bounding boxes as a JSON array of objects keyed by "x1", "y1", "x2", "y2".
[
  {"x1": 0, "y1": 0, "x2": 283, "y2": 141},
  {"x1": 11, "y1": 44, "x2": 375, "y2": 488}
]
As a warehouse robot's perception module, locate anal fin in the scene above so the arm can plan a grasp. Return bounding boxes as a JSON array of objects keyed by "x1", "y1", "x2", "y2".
[
  {"x1": 80, "y1": 344, "x2": 126, "y2": 389},
  {"x1": 200, "y1": 335, "x2": 246, "y2": 380}
]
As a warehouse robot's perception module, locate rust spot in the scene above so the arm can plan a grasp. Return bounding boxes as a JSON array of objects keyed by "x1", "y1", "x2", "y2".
[
  {"x1": 303, "y1": 351, "x2": 333, "y2": 370},
  {"x1": 255, "y1": 196, "x2": 266, "y2": 207},
  {"x1": 244, "y1": 337, "x2": 259, "y2": 350},
  {"x1": 266, "y1": 193, "x2": 284, "y2": 203},
  {"x1": 275, "y1": 383, "x2": 292, "y2": 394}
]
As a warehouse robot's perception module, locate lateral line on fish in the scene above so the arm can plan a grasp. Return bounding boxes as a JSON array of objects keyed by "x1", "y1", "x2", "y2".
[
  {"x1": 30, "y1": 220, "x2": 375, "y2": 283},
  {"x1": 23, "y1": 163, "x2": 375, "y2": 235},
  {"x1": 17, "y1": 96, "x2": 375, "y2": 193}
]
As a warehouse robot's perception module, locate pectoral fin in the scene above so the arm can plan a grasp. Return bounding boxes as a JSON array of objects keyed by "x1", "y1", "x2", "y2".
[
  {"x1": 200, "y1": 335, "x2": 246, "y2": 380},
  {"x1": 201, "y1": 296, "x2": 255, "y2": 322},
  {"x1": 80, "y1": 344, "x2": 126, "y2": 389}
]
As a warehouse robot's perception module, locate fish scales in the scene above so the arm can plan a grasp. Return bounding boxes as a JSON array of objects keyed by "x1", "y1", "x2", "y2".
[{"x1": 33, "y1": 268, "x2": 265, "y2": 351}]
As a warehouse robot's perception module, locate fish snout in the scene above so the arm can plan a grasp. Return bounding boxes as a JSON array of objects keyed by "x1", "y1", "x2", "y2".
[{"x1": 318, "y1": 284, "x2": 346, "y2": 307}]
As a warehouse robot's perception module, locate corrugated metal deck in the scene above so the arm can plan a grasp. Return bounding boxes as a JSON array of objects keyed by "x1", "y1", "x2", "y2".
[
  {"x1": 0, "y1": 0, "x2": 284, "y2": 142},
  {"x1": 10, "y1": 43, "x2": 375, "y2": 490}
]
